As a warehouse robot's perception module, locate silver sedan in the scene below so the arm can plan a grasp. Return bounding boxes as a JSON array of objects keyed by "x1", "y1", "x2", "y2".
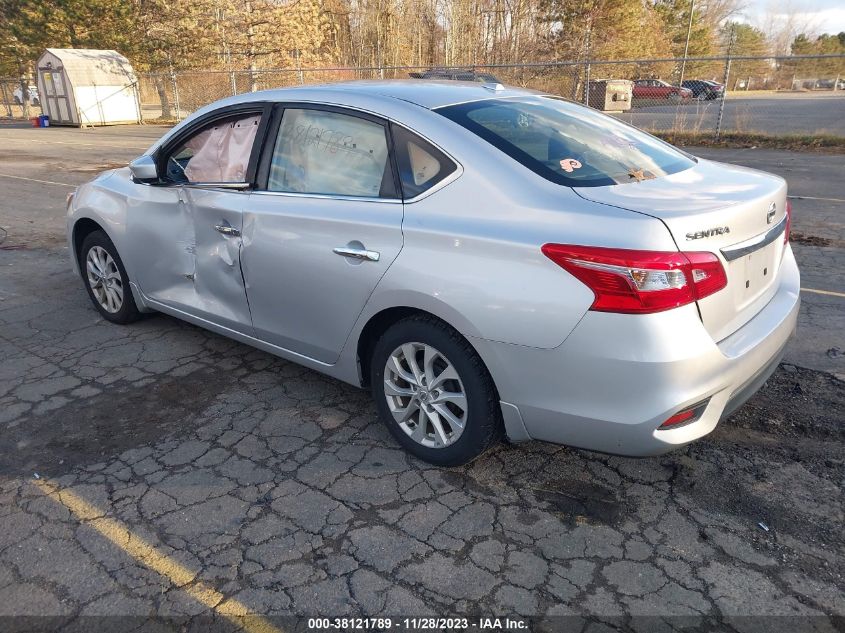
[{"x1": 67, "y1": 81, "x2": 800, "y2": 465}]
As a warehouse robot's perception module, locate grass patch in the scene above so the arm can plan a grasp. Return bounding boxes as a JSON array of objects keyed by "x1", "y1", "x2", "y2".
[{"x1": 656, "y1": 131, "x2": 845, "y2": 153}]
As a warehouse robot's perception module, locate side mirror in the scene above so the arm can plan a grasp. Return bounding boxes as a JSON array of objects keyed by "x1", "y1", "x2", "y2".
[{"x1": 129, "y1": 155, "x2": 158, "y2": 182}]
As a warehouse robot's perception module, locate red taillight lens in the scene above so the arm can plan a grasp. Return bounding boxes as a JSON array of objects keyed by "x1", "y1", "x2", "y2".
[
  {"x1": 784, "y1": 199, "x2": 792, "y2": 244},
  {"x1": 658, "y1": 399, "x2": 710, "y2": 430},
  {"x1": 541, "y1": 244, "x2": 727, "y2": 314}
]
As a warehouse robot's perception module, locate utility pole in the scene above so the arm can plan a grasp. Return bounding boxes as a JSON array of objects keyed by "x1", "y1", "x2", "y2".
[{"x1": 678, "y1": 0, "x2": 695, "y2": 87}]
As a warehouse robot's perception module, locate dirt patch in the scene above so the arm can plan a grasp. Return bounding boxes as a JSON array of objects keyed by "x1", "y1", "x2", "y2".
[
  {"x1": 725, "y1": 364, "x2": 844, "y2": 441},
  {"x1": 790, "y1": 232, "x2": 834, "y2": 247},
  {"x1": 663, "y1": 131, "x2": 845, "y2": 154},
  {"x1": 533, "y1": 479, "x2": 624, "y2": 525},
  {"x1": 0, "y1": 366, "x2": 230, "y2": 477},
  {"x1": 59, "y1": 161, "x2": 127, "y2": 173},
  {"x1": 673, "y1": 364, "x2": 845, "y2": 581}
]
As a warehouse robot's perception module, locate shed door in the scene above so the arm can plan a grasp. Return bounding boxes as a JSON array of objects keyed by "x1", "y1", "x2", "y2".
[{"x1": 41, "y1": 70, "x2": 71, "y2": 123}]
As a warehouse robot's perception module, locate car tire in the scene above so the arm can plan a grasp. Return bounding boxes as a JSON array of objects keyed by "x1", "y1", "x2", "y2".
[
  {"x1": 370, "y1": 315, "x2": 503, "y2": 466},
  {"x1": 79, "y1": 230, "x2": 141, "y2": 324},
  {"x1": 668, "y1": 91, "x2": 680, "y2": 103}
]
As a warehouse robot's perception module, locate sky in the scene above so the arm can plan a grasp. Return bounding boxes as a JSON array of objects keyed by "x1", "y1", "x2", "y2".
[{"x1": 742, "y1": 0, "x2": 845, "y2": 36}]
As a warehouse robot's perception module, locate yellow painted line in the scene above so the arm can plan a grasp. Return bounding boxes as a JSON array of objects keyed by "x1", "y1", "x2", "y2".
[
  {"x1": 33, "y1": 479, "x2": 282, "y2": 633},
  {"x1": 0, "y1": 172, "x2": 76, "y2": 187},
  {"x1": 802, "y1": 287, "x2": 845, "y2": 298}
]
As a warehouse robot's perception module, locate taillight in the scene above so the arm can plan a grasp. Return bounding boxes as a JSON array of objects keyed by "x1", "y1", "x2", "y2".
[
  {"x1": 541, "y1": 244, "x2": 727, "y2": 314},
  {"x1": 784, "y1": 199, "x2": 792, "y2": 244}
]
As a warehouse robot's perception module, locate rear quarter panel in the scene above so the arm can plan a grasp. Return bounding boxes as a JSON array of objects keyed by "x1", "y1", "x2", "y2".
[{"x1": 358, "y1": 113, "x2": 679, "y2": 349}]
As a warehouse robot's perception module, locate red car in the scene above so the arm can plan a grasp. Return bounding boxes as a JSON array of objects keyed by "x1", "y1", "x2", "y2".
[{"x1": 633, "y1": 79, "x2": 693, "y2": 103}]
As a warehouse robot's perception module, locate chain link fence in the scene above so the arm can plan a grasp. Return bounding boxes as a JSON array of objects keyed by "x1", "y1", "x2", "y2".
[
  {"x1": 5, "y1": 54, "x2": 844, "y2": 139},
  {"x1": 0, "y1": 77, "x2": 42, "y2": 120}
]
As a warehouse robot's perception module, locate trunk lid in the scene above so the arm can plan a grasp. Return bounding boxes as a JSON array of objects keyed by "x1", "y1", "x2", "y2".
[{"x1": 574, "y1": 158, "x2": 789, "y2": 341}]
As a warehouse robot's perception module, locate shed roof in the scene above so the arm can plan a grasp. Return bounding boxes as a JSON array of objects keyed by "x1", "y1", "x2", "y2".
[{"x1": 40, "y1": 48, "x2": 137, "y2": 86}]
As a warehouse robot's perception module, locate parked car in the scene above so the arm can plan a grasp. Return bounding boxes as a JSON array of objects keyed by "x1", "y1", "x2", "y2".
[
  {"x1": 815, "y1": 78, "x2": 845, "y2": 90},
  {"x1": 409, "y1": 68, "x2": 500, "y2": 83},
  {"x1": 13, "y1": 85, "x2": 40, "y2": 106},
  {"x1": 633, "y1": 79, "x2": 693, "y2": 102},
  {"x1": 681, "y1": 79, "x2": 724, "y2": 100},
  {"x1": 67, "y1": 82, "x2": 799, "y2": 465}
]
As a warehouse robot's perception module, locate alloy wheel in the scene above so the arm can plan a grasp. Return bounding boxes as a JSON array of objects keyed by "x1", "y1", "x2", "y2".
[
  {"x1": 86, "y1": 245, "x2": 124, "y2": 313},
  {"x1": 383, "y1": 342, "x2": 468, "y2": 449}
]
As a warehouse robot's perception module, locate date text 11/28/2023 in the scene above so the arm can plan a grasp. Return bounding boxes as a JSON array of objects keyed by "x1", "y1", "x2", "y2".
[{"x1": 307, "y1": 617, "x2": 529, "y2": 630}]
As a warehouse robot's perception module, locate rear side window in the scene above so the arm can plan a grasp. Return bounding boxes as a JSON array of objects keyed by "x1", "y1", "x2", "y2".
[
  {"x1": 437, "y1": 96, "x2": 694, "y2": 187},
  {"x1": 268, "y1": 108, "x2": 394, "y2": 198},
  {"x1": 391, "y1": 125, "x2": 457, "y2": 198}
]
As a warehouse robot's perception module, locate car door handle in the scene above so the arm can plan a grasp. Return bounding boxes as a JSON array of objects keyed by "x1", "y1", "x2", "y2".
[
  {"x1": 333, "y1": 246, "x2": 380, "y2": 262},
  {"x1": 214, "y1": 223, "x2": 241, "y2": 237}
]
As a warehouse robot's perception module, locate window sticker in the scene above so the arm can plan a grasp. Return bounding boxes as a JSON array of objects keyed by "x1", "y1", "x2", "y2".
[
  {"x1": 627, "y1": 168, "x2": 655, "y2": 182},
  {"x1": 559, "y1": 158, "x2": 582, "y2": 173}
]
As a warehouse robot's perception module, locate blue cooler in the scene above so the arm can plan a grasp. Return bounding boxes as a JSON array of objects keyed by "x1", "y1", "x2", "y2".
[{"x1": 38, "y1": 115, "x2": 50, "y2": 127}]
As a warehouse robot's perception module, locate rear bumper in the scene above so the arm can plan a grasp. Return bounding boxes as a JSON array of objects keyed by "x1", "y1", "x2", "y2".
[{"x1": 477, "y1": 246, "x2": 800, "y2": 456}]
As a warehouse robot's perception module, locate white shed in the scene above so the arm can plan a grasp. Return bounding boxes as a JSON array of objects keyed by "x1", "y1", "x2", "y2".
[{"x1": 36, "y1": 48, "x2": 140, "y2": 126}]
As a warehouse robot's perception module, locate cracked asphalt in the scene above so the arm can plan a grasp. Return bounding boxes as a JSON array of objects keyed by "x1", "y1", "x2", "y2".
[{"x1": 0, "y1": 124, "x2": 843, "y2": 631}]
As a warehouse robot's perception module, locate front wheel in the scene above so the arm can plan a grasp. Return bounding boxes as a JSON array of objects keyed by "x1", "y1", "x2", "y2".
[
  {"x1": 370, "y1": 315, "x2": 503, "y2": 466},
  {"x1": 668, "y1": 91, "x2": 680, "y2": 103},
  {"x1": 79, "y1": 230, "x2": 141, "y2": 324}
]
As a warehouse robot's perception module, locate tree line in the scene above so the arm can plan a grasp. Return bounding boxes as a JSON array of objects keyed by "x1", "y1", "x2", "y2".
[{"x1": 2, "y1": 0, "x2": 844, "y2": 81}]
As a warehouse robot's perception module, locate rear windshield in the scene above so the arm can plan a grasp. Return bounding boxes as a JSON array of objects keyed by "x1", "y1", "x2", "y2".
[{"x1": 436, "y1": 96, "x2": 695, "y2": 187}]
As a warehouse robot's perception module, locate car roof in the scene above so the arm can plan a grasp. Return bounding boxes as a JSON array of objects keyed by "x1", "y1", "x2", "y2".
[{"x1": 251, "y1": 80, "x2": 538, "y2": 110}]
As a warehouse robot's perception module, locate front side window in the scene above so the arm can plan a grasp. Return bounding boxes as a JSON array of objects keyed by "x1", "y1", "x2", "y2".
[
  {"x1": 268, "y1": 108, "x2": 393, "y2": 198},
  {"x1": 437, "y1": 96, "x2": 694, "y2": 187},
  {"x1": 164, "y1": 113, "x2": 262, "y2": 184}
]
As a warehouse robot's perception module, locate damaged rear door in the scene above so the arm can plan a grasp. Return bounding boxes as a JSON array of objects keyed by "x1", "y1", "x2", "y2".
[{"x1": 130, "y1": 106, "x2": 270, "y2": 335}]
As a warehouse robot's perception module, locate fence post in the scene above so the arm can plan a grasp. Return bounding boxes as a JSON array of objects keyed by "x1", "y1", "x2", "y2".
[
  {"x1": 584, "y1": 61, "x2": 591, "y2": 105},
  {"x1": 1, "y1": 81, "x2": 12, "y2": 117},
  {"x1": 715, "y1": 58, "x2": 731, "y2": 140},
  {"x1": 230, "y1": 71, "x2": 237, "y2": 96},
  {"x1": 19, "y1": 74, "x2": 30, "y2": 120},
  {"x1": 133, "y1": 81, "x2": 143, "y2": 124},
  {"x1": 170, "y1": 69, "x2": 181, "y2": 121}
]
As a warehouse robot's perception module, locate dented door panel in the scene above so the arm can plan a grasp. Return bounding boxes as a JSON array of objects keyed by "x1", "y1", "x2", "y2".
[
  {"x1": 128, "y1": 183, "x2": 253, "y2": 335},
  {"x1": 126, "y1": 184, "x2": 196, "y2": 309},
  {"x1": 182, "y1": 187, "x2": 254, "y2": 334}
]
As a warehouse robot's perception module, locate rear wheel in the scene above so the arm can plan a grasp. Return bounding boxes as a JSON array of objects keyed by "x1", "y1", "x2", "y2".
[
  {"x1": 79, "y1": 230, "x2": 141, "y2": 324},
  {"x1": 370, "y1": 315, "x2": 502, "y2": 466}
]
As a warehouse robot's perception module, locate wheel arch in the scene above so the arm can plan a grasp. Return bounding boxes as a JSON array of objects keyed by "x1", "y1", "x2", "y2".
[
  {"x1": 70, "y1": 215, "x2": 153, "y2": 314},
  {"x1": 355, "y1": 304, "x2": 532, "y2": 449},
  {"x1": 355, "y1": 304, "x2": 493, "y2": 389},
  {"x1": 71, "y1": 216, "x2": 107, "y2": 267}
]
